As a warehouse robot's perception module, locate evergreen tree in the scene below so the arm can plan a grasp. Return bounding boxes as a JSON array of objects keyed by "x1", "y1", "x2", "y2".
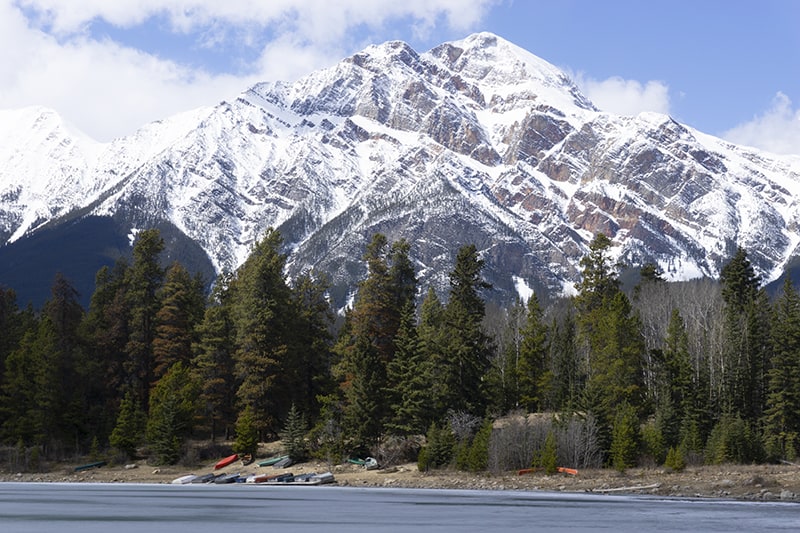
[
  {"x1": 124, "y1": 229, "x2": 165, "y2": 413},
  {"x1": 81, "y1": 259, "x2": 131, "y2": 441},
  {"x1": 763, "y1": 277, "x2": 800, "y2": 460},
  {"x1": 386, "y1": 301, "x2": 428, "y2": 435},
  {"x1": 657, "y1": 309, "x2": 694, "y2": 449},
  {"x1": 145, "y1": 362, "x2": 200, "y2": 464},
  {"x1": 38, "y1": 273, "x2": 86, "y2": 452},
  {"x1": 418, "y1": 287, "x2": 447, "y2": 423},
  {"x1": 518, "y1": 293, "x2": 549, "y2": 412},
  {"x1": 288, "y1": 272, "x2": 334, "y2": 425},
  {"x1": 335, "y1": 234, "x2": 417, "y2": 449},
  {"x1": 233, "y1": 405, "x2": 259, "y2": 457},
  {"x1": 152, "y1": 262, "x2": 205, "y2": 383},
  {"x1": 231, "y1": 228, "x2": 294, "y2": 437},
  {"x1": 440, "y1": 244, "x2": 492, "y2": 417},
  {"x1": 575, "y1": 234, "x2": 645, "y2": 453},
  {"x1": 609, "y1": 401, "x2": 639, "y2": 471},
  {"x1": 192, "y1": 273, "x2": 237, "y2": 441},
  {"x1": 109, "y1": 389, "x2": 145, "y2": 459},
  {"x1": 544, "y1": 312, "x2": 581, "y2": 411},
  {"x1": 280, "y1": 403, "x2": 308, "y2": 461},
  {"x1": 718, "y1": 247, "x2": 770, "y2": 423}
]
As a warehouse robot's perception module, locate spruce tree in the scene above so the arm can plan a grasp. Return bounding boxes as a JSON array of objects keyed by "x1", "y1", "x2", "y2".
[
  {"x1": 145, "y1": 362, "x2": 200, "y2": 464},
  {"x1": 764, "y1": 277, "x2": 800, "y2": 460},
  {"x1": 231, "y1": 228, "x2": 294, "y2": 437},
  {"x1": 386, "y1": 302, "x2": 428, "y2": 436},
  {"x1": 233, "y1": 405, "x2": 259, "y2": 457},
  {"x1": 518, "y1": 293, "x2": 549, "y2": 412},
  {"x1": 575, "y1": 234, "x2": 644, "y2": 453},
  {"x1": 440, "y1": 244, "x2": 492, "y2": 417},
  {"x1": 718, "y1": 247, "x2": 770, "y2": 423},
  {"x1": 110, "y1": 389, "x2": 145, "y2": 459}
]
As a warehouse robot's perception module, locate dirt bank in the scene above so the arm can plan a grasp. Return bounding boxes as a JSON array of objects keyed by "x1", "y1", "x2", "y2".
[{"x1": 3, "y1": 458, "x2": 800, "y2": 502}]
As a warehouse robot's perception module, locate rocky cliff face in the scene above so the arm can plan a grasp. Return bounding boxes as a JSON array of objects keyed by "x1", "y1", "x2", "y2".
[{"x1": 2, "y1": 32, "x2": 800, "y2": 307}]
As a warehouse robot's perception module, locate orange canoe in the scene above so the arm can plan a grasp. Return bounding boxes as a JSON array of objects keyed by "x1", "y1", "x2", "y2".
[
  {"x1": 214, "y1": 454, "x2": 239, "y2": 470},
  {"x1": 518, "y1": 466, "x2": 578, "y2": 476}
]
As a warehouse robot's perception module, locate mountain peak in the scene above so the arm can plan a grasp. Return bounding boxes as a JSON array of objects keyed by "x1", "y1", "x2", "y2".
[{"x1": 428, "y1": 32, "x2": 595, "y2": 114}]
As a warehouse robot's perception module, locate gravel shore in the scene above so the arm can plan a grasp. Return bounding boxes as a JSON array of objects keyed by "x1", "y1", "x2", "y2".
[{"x1": 3, "y1": 459, "x2": 800, "y2": 502}]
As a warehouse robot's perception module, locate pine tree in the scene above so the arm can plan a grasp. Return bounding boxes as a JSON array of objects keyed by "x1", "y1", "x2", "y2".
[
  {"x1": 81, "y1": 259, "x2": 131, "y2": 441},
  {"x1": 124, "y1": 229, "x2": 165, "y2": 413},
  {"x1": 152, "y1": 262, "x2": 205, "y2": 383},
  {"x1": 192, "y1": 273, "x2": 237, "y2": 441},
  {"x1": 335, "y1": 234, "x2": 417, "y2": 450},
  {"x1": 287, "y1": 272, "x2": 334, "y2": 425}
]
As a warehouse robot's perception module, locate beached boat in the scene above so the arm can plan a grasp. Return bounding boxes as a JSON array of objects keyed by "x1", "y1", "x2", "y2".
[
  {"x1": 191, "y1": 473, "x2": 218, "y2": 483},
  {"x1": 214, "y1": 454, "x2": 239, "y2": 470},
  {"x1": 261, "y1": 472, "x2": 336, "y2": 486},
  {"x1": 257, "y1": 454, "x2": 289, "y2": 467},
  {"x1": 171, "y1": 474, "x2": 198, "y2": 484},
  {"x1": 74, "y1": 461, "x2": 106, "y2": 472},
  {"x1": 272, "y1": 456, "x2": 293, "y2": 469},
  {"x1": 364, "y1": 457, "x2": 379, "y2": 470},
  {"x1": 214, "y1": 472, "x2": 240, "y2": 484}
]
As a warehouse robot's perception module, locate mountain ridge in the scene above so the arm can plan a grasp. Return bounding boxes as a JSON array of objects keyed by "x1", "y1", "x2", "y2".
[{"x1": 2, "y1": 32, "x2": 800, "y2": 307}]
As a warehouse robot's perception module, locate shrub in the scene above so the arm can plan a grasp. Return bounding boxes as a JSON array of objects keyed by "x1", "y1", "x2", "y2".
[
  {"x1": 664, "y1": 446, "x2": 686, "y2": 471},
  {"x1": 233, "y1": 406, "x2": 259, "y2": 457}
]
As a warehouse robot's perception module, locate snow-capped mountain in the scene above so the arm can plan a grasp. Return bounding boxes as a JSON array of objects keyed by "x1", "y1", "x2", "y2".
[{"x1": 2, "y1": 32, "x2": 800, "y2": 307}]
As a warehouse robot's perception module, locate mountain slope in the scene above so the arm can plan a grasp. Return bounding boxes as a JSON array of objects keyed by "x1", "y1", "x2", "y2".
[{"x1": 1, "y1": 32, "x2": 800, "y2": 307}]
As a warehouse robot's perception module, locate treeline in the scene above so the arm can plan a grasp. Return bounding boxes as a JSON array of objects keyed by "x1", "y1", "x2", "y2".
[{"x1": 1, "y1": 229, "x2": 799, "y2": 472}]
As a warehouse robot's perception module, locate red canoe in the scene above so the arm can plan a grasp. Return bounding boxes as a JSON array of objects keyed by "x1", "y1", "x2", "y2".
[{"x1": 214, "y1": 454, "x2": 239, "y2": 470}]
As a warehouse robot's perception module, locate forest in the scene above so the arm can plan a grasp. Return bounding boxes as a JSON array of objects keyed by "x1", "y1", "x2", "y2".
[{"x1": 1, "y1": 227, "x2": 799, "y2": 474}]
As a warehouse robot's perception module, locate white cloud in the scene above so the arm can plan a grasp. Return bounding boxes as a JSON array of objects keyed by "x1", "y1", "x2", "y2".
[
  {"x1": 2, "y1": 0, "x2": 497, "y2": 141},
  {"x1": 722, "y1": 92, "x2": 800, "y2": 156},
  {"x1": 574, "y1": 74, "x2": 671, "y2": 117}
]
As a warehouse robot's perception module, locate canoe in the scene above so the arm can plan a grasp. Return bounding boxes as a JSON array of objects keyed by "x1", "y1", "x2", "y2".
[
  {"x1": 171, "y1": 474, "x2": 198, "y2": 484},
  {"x1": 364, "y1": 457, "x2": 379, "y2": 470},
  {"x1": 191, "y1": 473, "x2": 218, "y2": 483},
  {"x1": 74, "y1": 461, "x2": 106, "y2": 472},
  {"x1": 347, "y1": 458, "x2": 366, "y2": 466},
  {"x1": 272, "y1": 456, "x2": 293, "y2": 469},
  {"x1": 262, "y1": 472, "x2": 336, "y2": 486},
  {"x1": 257, "y1": 454, "x2": 289, "y2": 467},
  {"x1": 214, "y1": 454, "x2": 239, "y2": 470},
  {"x1": 214, "y1": 472, "x2": 240, "y2": 484},
  {"x1": 518, "y1": 466, "x2": 578, "y2": 476}
]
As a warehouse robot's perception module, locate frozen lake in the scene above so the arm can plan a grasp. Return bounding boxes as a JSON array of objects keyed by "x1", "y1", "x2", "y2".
[{"x1": 1, "y1": 482, "x2": 799, "y2": 532}]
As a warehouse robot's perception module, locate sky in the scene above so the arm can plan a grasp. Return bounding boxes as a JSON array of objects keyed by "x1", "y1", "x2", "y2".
[{"x1": 1, "y1": 0, "x2": 798, "y2": 156}]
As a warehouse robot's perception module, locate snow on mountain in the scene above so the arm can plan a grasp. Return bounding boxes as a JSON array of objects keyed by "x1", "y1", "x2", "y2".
[{"x1": 2, "y1": 32, "x2": 800, "y2": 306}]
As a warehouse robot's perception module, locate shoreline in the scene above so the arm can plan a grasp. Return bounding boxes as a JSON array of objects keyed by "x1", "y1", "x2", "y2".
[{"x1": 3, "y1": 461, "x2": 800, "y2": 502}]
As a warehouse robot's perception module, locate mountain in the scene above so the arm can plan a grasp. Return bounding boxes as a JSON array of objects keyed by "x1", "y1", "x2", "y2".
[{"x1": 2, "y1": 32, "x2": 800, "y2": 308}]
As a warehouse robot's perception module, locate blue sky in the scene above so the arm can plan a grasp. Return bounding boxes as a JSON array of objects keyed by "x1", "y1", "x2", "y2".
[{"x1": 2, "y1": 0, "x2": 798, "y2": 155}]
